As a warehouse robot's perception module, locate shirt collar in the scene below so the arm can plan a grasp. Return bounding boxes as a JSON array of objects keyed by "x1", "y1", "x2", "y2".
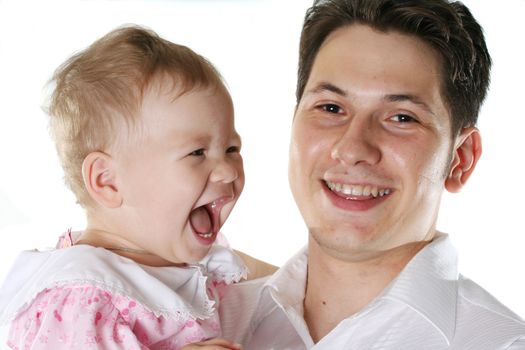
[
  {"x1": 261, "y1": 233, "x2": 459, "y2": 345},
  {"x1": 381, "y1": 233, "x2": 458, "y2": 344},
  {"x1": 264, "y1": 247, "x2": 308, "y2": 308},
  {"x1": 258, "y1": 247, "x2": 313, "y2": 347}
]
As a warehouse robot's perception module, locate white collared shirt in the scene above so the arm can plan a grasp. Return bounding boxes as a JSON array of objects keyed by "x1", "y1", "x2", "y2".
[{"x1": 220, "y1": 234, "x2": 525, "y2": 349}]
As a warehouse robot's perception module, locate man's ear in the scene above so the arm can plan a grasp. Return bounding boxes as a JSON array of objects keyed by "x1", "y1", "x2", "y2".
[
  {"x1": 82, "y1": 151, "x2": 123, "y2": 208},
  {"x1": 444, "y1": 127, "x2": 482, "y2": 193}
]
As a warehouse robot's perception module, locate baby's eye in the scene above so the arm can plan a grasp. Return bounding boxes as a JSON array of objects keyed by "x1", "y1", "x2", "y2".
[
  {"x1": 391, "y1": 114, "x2": 417, "y2": 123},
  {"x1": 320, "y1": 103, "x2": 343, "y2": 114},
  {"x1": 189, "y1": 148, "x2": 205, "y2": 156},
  {"x1": 226, "y1": 145, "x2": 240, "y2": 153}
]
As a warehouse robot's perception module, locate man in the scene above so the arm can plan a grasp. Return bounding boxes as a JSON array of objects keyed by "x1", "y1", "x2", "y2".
[{"x1": 220, "y1": 0, "x2": 525, "y2": 349}]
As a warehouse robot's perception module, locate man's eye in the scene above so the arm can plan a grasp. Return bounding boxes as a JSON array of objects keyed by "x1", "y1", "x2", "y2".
[
  {"x1": 391, "y1": 114, "x2": 416, "y2": 123},
  {"x1": 189, "y1": 149, "x2": 205, "y2": 156},
  {"x1": 321, "y1": 103, "x2": 342, "y2": 114},
  {"x1": 226, "y1": 146, "x2": 240, "y2": 153}
]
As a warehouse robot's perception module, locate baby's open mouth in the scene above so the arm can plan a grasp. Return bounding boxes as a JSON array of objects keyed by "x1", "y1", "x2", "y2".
[
  {"x1": 189, "y1": 197, "x2": 233, "y2": 239},
  {"x1": 190, "y1": 205, "x2": 213, "y2": 238}
]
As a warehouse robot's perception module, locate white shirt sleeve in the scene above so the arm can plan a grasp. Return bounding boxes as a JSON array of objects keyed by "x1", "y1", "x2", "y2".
[
  {"x1": 507, "y1": 337, "x2": 525, "y2": 349},
  {"x1": 219, "y1": 277, "x2": 268, "y2": 344}
]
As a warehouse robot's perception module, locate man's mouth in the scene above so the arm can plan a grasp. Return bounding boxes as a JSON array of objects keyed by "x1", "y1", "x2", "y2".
[
  {"x1": 325, "y1": 181, "x2": 392, "y2": 199},
  {"x1": 189, "y1": 197, "x2": 233, "y2": 241}
]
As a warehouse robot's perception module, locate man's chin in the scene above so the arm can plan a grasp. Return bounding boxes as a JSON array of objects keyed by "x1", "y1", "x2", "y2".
[{"x1": 307, "y1": 227, "x2": 383, "y2": 262}]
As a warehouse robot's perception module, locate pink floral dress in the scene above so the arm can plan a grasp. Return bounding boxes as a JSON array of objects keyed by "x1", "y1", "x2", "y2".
[{"x1": 0, "y1": 235, "x2": 246, "y2": 349}]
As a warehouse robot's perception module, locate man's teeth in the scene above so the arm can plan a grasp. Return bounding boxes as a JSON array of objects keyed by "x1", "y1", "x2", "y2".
[{"x1": 326, "y1": 181, "x2": 391, "y2": 198}]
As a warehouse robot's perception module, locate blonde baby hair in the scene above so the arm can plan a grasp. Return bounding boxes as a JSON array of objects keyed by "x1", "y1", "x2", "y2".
[{"x1": 46, "y1": 25, "x2": 225, "y2": 207}]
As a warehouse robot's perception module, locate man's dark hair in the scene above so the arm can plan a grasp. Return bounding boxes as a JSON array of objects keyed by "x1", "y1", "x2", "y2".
[{"x1": 297, "y1": 0, "x2": 492, "y2": 135}]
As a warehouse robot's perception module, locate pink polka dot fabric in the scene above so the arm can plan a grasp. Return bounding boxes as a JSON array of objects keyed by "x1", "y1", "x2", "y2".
[{"x1": 7, "y1": 284, "x2": 223, "y2": 349}]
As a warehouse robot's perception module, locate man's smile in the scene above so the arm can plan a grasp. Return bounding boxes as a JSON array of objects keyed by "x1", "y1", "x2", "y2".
[
  {"x1": 325, "y1": 180, "x2": 392, "y2": 198},
  {"x1": 321, "y1": 179, "x2": 393, "y2": 212}
]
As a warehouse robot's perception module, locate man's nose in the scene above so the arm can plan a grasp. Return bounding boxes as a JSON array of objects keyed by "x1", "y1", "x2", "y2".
[{"x1": 330, "y1": 117, "x2": 381, "y2": 166}]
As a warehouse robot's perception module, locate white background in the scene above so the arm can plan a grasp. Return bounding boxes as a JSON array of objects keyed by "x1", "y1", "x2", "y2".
[{"x1": 0, "y1": 0, "x2": 524, "y2": 318}]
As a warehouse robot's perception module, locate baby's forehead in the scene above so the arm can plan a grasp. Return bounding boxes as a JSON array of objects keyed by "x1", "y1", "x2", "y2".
[
  {"x1": 146, "y1": 70, "x2": 228, "y2": 97},
  {"x1": 137, "y1": 86, "x2": 231, "y2": 126},
  {"x1": 113, "y1": 79, "x2": 233, "y2": 139},
  {"x1": 108, "y1": 72, "x2": 226, "y2": 121}
]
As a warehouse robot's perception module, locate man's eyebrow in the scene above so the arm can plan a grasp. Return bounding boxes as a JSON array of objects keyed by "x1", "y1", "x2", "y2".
[
  {"x1": 307, "y1": 82, "x2": 347, "y2": 97},
  {"x1": 384, "y1": 94, "x2": 435, "y2": 115}
]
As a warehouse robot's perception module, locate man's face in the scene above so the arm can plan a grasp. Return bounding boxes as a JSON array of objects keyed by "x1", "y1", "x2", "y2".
[{"x1": 289, "y1": 24, "x2": 458, "y2": 261}]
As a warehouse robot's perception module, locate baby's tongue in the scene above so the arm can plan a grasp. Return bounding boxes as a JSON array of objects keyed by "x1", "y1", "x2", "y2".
[{"x1": 189, "y1": 206, "x2": 211, "y2": 234}]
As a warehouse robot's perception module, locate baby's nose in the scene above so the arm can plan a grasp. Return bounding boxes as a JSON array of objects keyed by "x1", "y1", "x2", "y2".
[{"x1": 210, "y1": 159, "x2": 239, "y2": 183}]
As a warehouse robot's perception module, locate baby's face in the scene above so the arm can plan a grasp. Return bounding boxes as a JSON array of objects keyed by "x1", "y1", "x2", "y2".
[{"x1": 112, "y1": 83, "x2": 244, "y2": 264}]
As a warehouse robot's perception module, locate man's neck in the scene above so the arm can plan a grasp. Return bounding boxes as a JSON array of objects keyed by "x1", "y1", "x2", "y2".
[{"x1": 303, "y1": 239, "x2": 430, "y2": 343}]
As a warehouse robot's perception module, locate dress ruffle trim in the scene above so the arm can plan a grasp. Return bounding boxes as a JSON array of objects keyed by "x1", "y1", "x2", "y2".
[{"x1": 0, "y1": 236, "x2": 247, "y2": 325}]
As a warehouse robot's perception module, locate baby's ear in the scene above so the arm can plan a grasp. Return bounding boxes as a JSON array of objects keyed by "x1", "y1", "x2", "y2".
[
  {"x1": 444, "y1": 127, "x2": 482, "y2": 193},
  {"x1": 82, "y1": 151, "x2": 123, "y2": 208}
]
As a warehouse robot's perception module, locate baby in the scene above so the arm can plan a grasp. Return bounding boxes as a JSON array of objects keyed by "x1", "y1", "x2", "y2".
[{"x1": 0, "y1": 25, "x2": 272, "y2": 349}]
